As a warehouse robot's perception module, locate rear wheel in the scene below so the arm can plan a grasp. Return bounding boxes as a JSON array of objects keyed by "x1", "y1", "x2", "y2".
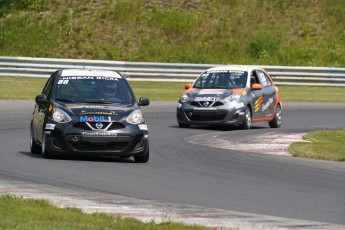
[
  {"x1": 30, "y1": 125, "x2": 41, "y2": 154},
  {"x1": 269, "y1": 104, "x2": 282, "y2": 128},
  {"x1": 240, "y1": 107, "x2": 252, "y2": 129}
]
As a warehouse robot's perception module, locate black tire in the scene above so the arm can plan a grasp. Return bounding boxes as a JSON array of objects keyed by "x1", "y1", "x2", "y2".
[
  {"x1": 178, "y1": 122, "x2": 190, "y2": 128},
  {"x1": 240, "y1": 106, "x2": 252, "y2": 129},
  {"x1": 30, "y1": 125, "x2": 41, "y2": 154},
  {"x1": 41, "y1": 132, "x2": 52, "y2": 159},
  {"x1": 133, "y1": 146, "x2": 149, "y2": 163},
  {"x1": 269, "y1": 104, "x2": 282, "y2": 128}
]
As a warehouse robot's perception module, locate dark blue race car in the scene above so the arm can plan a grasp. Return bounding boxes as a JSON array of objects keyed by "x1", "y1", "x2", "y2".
[{"x1": 30, "y1": 69, "x2": 150, "y2": 162}]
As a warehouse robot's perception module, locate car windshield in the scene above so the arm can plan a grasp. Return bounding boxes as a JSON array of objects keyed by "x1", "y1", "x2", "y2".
[
  {"x1": 54, "y1": 76, "x2": 135, "y2": 104},
  {"x1": 192, "y1": 70, "x2": 248, "y2": 89}
]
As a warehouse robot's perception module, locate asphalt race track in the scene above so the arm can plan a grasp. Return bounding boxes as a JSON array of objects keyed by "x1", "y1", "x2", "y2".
[{"x1": 0, "y1": 100, "x2": 344, "y2": 225}]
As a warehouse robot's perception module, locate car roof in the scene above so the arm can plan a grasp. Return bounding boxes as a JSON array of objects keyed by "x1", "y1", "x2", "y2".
[
  {"x1": 60, "y1": 69, "x2": 123, "y2": 78},
  {"x1": 205, "y1": 65, "x2": 262, "y2": 72}
]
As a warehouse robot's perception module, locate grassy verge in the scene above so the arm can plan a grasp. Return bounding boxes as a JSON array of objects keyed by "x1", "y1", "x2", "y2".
[
  {"x1": 0, "y1": 195, "x2": 206, "y2": 230},
  {"x1": 1, "y1": 1, "x2": 345, "y2": 67},
  {"x1": 1, "y1": 76, "x2": 345, "y2": 102},
  {"x1": 289, "y1": 130, "x2": 345, "y2": 161}
]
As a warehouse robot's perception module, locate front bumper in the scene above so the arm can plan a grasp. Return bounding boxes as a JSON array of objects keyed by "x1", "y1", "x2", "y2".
[
  {"x1": 44, "y1": 121, "x2": 149, "y2": 157},
  {"x1": 176, "y1": 101, "x2": 246, "y2": 126}
]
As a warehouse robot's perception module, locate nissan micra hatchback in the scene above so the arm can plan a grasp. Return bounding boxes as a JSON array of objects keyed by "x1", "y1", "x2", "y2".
[
  {"x1": 177, "y1": 66, "x2": 282, "y2": 129},
  {"x1": 30, "y1": 69, "x2": 150, "y2": 162}
]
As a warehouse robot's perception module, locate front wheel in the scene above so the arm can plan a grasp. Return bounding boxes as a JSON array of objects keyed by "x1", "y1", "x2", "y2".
[
  {"x1": 30, "y1": 125, "x2": 41, "y2": 154},
  {"x1": 178, "y1": 122, "x2": 190, "y2": 128},
  {"x1": 133, "y1": 145, "x2": 149, "y2": 163},
  {"x1": 41, "y1": 132, "x2": 52, "y2": 159},
  {"x1": 269, "y1": 105, "x2": 282, "y2": 128},
  {"x1": 240, "y1": 107, "x2": 252, "y2": 129},
  {"x1": 134, "y1": 151, "x2": 149, "y2": 163}
]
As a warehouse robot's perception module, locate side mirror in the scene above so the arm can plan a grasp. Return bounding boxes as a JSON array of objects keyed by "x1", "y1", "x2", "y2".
[
  {"x1": 185, "y1": 83, "x2": 192, "y2": 90},
  {"x1": 138, "y1": 97, "x2": 150, "y2": 106},
  {"x1": 35, "y1": 94, "x2": 48, "y2": 104},
  {"x1": 251, "y1": 83, "x2": 263, "y2": 90}
]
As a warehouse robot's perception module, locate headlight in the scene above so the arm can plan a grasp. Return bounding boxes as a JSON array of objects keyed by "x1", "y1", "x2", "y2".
[
  {"x1": 52, "y1": 107, "x2": 72, "y2": 123},
  {"x1": 225, "y1": 94, "x2": 241, "y2": 103},
  {"x1": 180, "y1": 93, "x2": 189, "y2": 103},
  {"x1": 126, "y1": 110, "x2": 145, "y2": 124}
]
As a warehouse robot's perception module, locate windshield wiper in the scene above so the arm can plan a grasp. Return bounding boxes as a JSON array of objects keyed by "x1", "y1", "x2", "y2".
[{"x1": 56, "y1": 98, "x2": 74, "y2": 102}]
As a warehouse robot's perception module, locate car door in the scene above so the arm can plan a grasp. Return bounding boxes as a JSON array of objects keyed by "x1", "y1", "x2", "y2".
[
  {"x1": 255, "y1": 70, "x2": 277, "y2": 118},
  {"x1": 35, "y1": 72, "x2": 57, "y2": 142},
  {"x1": 249, "y1": 70, "x2": 265, "y2": 119}
]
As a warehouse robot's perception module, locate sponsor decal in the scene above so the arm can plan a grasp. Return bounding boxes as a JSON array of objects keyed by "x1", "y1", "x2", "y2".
[
  {"x1": 79, "y1": 116, "x2": 111, "y2": 122},
  {"x1": 206, "y1": 70, "x2": 245, "y2": 74},
  {"x1": 138, "y1": 124, "x2": 148, "y2": 131},
  {"x1": 82, "y1": 132, "x2": 117, "y2": 136},
  {"x1": 255, "y1": 96, "x2": 264, "y2": 112},
  {"x1": 45, "y1": 123, "x2": 55, "y2": 130},
  {"x1": 79, "y1": 111, "x2": 116, "y2": 116},
  {"x1": 262, "y1": 97, "x2": 274, "y2": 112},
  {"x1": 59, "y1": 76, "x2": 119, "y2": 81},
  {"x1": 198, "y1": 89, "x2": 225, "y2": 95},
  {"x1": 68, "y1": 105, "x2": 130, "y2": 111},
  {"x1": 235, "y1": 102, "x2": 245, "y2": 109},
  {"x1": 259, "y1": 73, "x2": 267, "y2": 85},
  {"x1": 241, "y1": 90, "x2": 247, "y2": 96},
  {"x1": 195, "y1": 96, "x2": 218, "y2": 101},
  {"x1": 194, "y1": 108, "x2": 217, "y2": 111}
]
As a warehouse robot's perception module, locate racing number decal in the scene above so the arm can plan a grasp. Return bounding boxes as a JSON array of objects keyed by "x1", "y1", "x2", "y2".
[{"x1": 57, "y1": 80, "x2": 69, "y2": 84}]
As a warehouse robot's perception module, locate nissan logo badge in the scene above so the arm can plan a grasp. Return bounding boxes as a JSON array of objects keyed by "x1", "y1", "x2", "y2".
[{"x1": 95, "y1": 123, "x2": 103, "y2": 129}]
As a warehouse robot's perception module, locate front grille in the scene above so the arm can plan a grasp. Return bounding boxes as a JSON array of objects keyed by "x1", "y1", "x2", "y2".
[
  {"x1": 186, "y1": 112, "x2": 226, "y2": 121},
  {"x1": 190, "y1": 101, "x2": 224, "y2": 107},
  {"x1": 108, "y1": 122, "x2": 125, "y2": 130},
  {"x1": 70, "y1": 141, "x2": 128, "y2": 151},
  {"x1": 213, "y1": 101, "x2": 224, "y2": 106},
  {"x1": 88, "y1": 122, "x2": 110, "y2": 129},
  {"x1": 73, "y1": 122, "x2": 90, "y2": 130}
]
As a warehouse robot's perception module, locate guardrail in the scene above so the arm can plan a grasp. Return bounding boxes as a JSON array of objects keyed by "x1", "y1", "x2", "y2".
[{"x1": 1, "y1": 56, "x2": 345, "y2": 86}]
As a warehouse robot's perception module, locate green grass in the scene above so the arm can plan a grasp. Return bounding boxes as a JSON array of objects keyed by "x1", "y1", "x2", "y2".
[
  {"x1": 278, "y1": 86, "x2": 345, "y2": 103},
  {"x1": 1, "y1": 0, "x2": 345, "y2": 66},
  {"x1": 289, "y1": 130, "x2": 345, "y2": 161},
  {"x1": 1, "y1": 76, "x2": 345, "y2": 102},
  {"x1": 0, "y1": 76, "x2": 47, "y2": 100},
  {"x1": 0, "y1": 195, "x2": 207, "y2": 230}
]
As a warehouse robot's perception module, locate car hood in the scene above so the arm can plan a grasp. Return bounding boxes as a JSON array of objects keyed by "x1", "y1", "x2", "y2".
[
  {"x1": 186, "y1": 88, "x2": 244, "y2": 100},
  {"x1": 55, "y1": 102, "x2": 137, "y2": 119}
]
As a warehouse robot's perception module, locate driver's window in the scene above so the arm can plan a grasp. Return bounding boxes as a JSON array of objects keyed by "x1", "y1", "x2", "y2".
[
  {"x1": 250, "y1": 71, "x2": 260, "y2": 86},
  {"x1": 256, "y1": 70, "x2": 271, "y2": 87},
  {"x1": 43, "y1": 72, "x2": 57, "y2": 100}
]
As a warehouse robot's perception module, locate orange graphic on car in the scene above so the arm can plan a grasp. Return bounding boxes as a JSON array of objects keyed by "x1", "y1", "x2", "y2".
[{"x1": 255, "y1": 96, "x2": 264, "y2": 112}]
